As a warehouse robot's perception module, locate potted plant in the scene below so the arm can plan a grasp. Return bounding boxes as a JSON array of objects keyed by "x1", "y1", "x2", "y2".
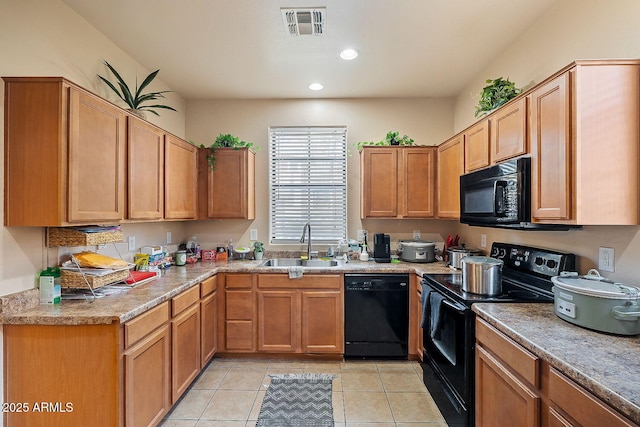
[
  {"x1": 200, "y1": 133, "x2": 257, "y2": 170},
  {"x1": 98, "y1": 60, "x2": 177, "y2": 119},
  {"x1": 475, "y1": 77, "x2": 522, "y2": 118},
  {"x1": 355, "y1": 131, "x2": 415, "y2": 152},
  {"x1": 253, "y1": 241, "x2": 264, "y2": 260}
]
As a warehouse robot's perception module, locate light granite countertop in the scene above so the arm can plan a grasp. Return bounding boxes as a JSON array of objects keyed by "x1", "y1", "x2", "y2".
[
  {"x1": 0, "y1": 259, "x2": 455, "y2": 325},
  {"x1": 472, "y1": 303, "x2": 640, "y2": 425}
]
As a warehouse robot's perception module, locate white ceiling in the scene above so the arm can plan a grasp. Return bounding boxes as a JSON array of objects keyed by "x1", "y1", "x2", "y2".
[{"x1": 62, "y1": 0, "x2": 559, "y2": 100}]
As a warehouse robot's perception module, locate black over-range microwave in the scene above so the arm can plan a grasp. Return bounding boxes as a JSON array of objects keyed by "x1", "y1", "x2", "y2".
[{"x1": 459, "y1": 157, "x2": 576, "y2": 230}]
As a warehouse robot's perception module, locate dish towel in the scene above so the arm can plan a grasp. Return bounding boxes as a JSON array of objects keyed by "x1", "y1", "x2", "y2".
[
  {"x1": 288, "y1": 266, "x2": 304, "y2": 279},
  {"x1": 429, "y1": 291, "x2": 447, "y2": 340},
  {"x1": 420, "y1": 283, "x2": 433, "y2": 328}
]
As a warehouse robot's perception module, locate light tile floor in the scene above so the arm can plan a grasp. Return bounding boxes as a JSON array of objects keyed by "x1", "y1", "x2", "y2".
[{"x1": 160, "y1": 358, "x2": 448, "y2": 427}]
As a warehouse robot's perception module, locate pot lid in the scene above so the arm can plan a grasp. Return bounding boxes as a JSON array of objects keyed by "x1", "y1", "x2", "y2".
[
  {"x1": 551, "y1": 271, "x2": 640, "y2": 300},
  {"x1": 400, "y1": 240, "x2": 435, "y2": 247},
  {"x1": 461, "y1": 256, "x2": 503, "y2": 266},
  {"x1": 448, "y1": 246, "x2": 481, "y2": 253}
]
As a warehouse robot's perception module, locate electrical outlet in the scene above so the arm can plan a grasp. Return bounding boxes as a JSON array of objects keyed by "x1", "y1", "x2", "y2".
[
  {"x1": 128, "y1": 236, "x2": 136, "y2": 252},
  {"x1": 250, "y1": 229, "x2": 258, "y2": 241},
  {"x1": 480, "y1": 234, "x2": 487, "y2": 248},
  {"x1": 357, "y1": 230, "x2": 367, "y2": 242},
  {"x1": 598, "y1": 247, "x2": 615, "y2": 272},
  {"x1": 413, "y1": 230, "x2": 421, "y2": 240},
  {"x1": 166, "y1": 231, "x2": 172, "y2": 244}
]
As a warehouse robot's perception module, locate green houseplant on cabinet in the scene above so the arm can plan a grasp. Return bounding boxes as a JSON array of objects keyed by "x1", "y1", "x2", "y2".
[
  {"x1": 475, "y1": 77, "x2": 522, "y2": 117},
  {"x1": 355, "y1": 131, "x2": 415, "y2": 152},
  {"x1": 98, "y1": 60, "x2": 177, "y2": 119},
  {"x1": 201, "y1": 133, "x2": 257, "y2": 170}
]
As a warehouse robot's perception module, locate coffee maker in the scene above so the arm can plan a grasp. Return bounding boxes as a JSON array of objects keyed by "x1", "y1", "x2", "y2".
[{"x1": 373, "y1": 233, "x2": 391, "y2": 263}]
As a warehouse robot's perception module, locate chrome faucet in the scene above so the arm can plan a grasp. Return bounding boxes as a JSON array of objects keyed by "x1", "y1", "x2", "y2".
[{"x1": 300, "y1": 222, "x2": 312, "y2": 259}]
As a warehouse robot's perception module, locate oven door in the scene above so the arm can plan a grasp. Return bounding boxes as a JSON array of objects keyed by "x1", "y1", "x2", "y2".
[{"x1": 423, "y1": 292, "x2": 474, "y2": 422}]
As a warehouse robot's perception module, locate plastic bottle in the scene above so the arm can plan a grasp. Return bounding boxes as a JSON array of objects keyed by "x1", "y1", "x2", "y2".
[
  {"x1": 227, "y1": 239, "x2": 234, "y2": 260},
  {"x1": 39, "y1": 267, "x2": 61, "y2": 304},
  {"x1": 359, "y1": 244, "x2": 370, "y2": 261}
]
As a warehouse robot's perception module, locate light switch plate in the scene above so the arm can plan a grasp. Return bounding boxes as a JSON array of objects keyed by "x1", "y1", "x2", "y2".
[
  {"x1": 250, "y1": 229, "x2": 258, "y2": 241},
  {"x1": 166, "y1": 231, "x2": 172, "y2": 244},
  {"x1": 128, "y1": 236, "x2": 136, "y2": 251},
  {"x1": 480, "y1": 234, "x2": 487, "y2": 248}
]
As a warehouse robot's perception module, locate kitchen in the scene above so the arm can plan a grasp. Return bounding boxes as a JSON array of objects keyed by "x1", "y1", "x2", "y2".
[{"x1": 1, "y1": 0, "x2": 640, "y2": 426}]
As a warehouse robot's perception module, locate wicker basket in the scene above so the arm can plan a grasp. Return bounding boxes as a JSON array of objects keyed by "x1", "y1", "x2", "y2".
[
  {"x1": 48, "y1": 227, "x2": 124, "y2": 247},
  {"x1": 61, "y1": 268, "x2": 130, "y2": 289}
]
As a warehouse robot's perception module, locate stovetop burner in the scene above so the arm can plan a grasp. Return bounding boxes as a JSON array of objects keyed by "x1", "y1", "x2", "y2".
[{"x1": 423, "y1": 242, "x2": 576, "y2": 306}]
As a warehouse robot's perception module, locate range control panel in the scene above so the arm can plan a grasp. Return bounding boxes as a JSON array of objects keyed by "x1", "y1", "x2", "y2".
[{"x1": 490, "y1": 242, "x2": 576, "y2": 278}]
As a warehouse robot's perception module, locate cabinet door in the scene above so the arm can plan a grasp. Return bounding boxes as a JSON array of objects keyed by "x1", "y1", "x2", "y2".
[
  {"x1": 68, "y1": 87, "x2": 126, "y2": 223},
  {"x1": 437, "y1": 135, "x2": 464, "y2": 219},
  {"x1": 464, "y1": 120, "x2": 490, "y2": 172},
  {"x1": 301, "y1": 291, "x2": 344, "y2": 353},
  {"x1": 529, "y1": 72, "x2": 572, "y2": 221},
  {"x1": 201, "y1": 289, "x2": 218, "y2": 368},
  {"x1": 475, "y1": 345, "x2": 540, "y2": 427},
  {"x1": 548, "y1": 368, "x2": 636, "y2": 427},
  {"x1": 127, "y1": 116, "x2": 164, "y2": 220},
  {"x1": 165, "y1": 135, "x2": 197, "y2": 219},
  {"x1": 171, "y1": 303, "x2": 201, "y2": 403},
  {"x1": 205, "y1": 148, "x2": 255, "y2": 219},
  {"x1": 360, "y1": 147, "x2": 398, "y2": 218},
  {"x1": 124, "y1": 325, "x2": 171, "y2": 427},
  {"x1": 258, "y1": 291, "x2": 298, "y2": 352},
  {"x1": 401, "y1": 147, "x2": 436, "y2": 218},
  {"x1": 490, "y1": 97, "x2": 527, "y2": 163}
]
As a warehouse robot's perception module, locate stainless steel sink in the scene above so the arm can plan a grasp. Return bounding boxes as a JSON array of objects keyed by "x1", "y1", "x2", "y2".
[{"x1": 261, "y1": 258, "x2": 339, "y2": 268}]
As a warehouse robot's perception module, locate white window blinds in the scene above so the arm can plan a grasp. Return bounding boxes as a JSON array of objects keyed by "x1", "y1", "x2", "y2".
[{"x1": 269, "y1": 126, "x2": 347, "y2": 244}]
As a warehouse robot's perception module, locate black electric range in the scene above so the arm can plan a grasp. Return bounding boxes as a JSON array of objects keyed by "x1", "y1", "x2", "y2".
[{"x1": 421, "y1": 242, "x2": 576, "y2": 427}]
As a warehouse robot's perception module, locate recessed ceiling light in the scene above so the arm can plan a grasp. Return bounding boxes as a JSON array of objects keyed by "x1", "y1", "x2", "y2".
[
  {"x1": 309, "y1": 83, "x2": 324, "y2": 91},
  {"x1": 340, "y1": 48, "x2": 359, "y2": 60}
]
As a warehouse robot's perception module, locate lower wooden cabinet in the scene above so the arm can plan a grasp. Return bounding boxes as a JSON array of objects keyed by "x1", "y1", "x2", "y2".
[
  {"x1": 409, "y1": 274, "x2": 424, "y2": 361},
  {"x1": 221, "y1": 274, "x2": 257, "y2": 352},
  {"x1": 171, "y1": 286, "x2": 201, "y2": 403},
  {"x1": 124, "y1": 324, "x2": 171, "y2": 427},
  {"x1": 200, "y1": 276, "x2": 218, "y2": 367},
  {"x1": 256, "y1": 274, "x2": 344, "y2": 354},
  {"x1": 476, "y1": 318, "x2": 636, "y2": 427}
]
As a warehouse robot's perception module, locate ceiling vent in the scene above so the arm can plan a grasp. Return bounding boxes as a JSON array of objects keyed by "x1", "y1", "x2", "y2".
[{"x1": 281, "y1": 8, "x2": 325, "y2": 36}]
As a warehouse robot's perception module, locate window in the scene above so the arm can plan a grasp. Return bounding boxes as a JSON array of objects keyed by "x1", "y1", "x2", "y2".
[{"x1": 269, "y1": 126, "x2": 347, "y2": 244}]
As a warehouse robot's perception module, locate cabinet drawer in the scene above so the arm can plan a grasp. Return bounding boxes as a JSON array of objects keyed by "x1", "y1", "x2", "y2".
[
  {"x1": 225, "y1": 274, "x2": 254, "y2": 289},
  {"x1": 476, "y1": 318, "x2": 539, "y2": 387},
  {"x1": 200, "y1": 275, "x2": 217, "y2": 297},
  {"x1": 258, "y1": 274, "x2": 341, "y2": 289},
  {"x1": 549, "y1": 368, "x2": 635, "y2": 427},
  {"x1": 226, "y1": 290, "x2": 254, "y2": 320},
  {"x1": 125, "y1": 302, "x2": 170, "y2": 348},
  {"x1": 172, "y1": 286, "x2": 200, "y2": 317}
]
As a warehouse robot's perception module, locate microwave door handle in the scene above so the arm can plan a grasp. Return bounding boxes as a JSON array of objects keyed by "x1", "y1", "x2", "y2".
[{"x1": 494, "y1": 180, "x2": 507, "y2": 216}]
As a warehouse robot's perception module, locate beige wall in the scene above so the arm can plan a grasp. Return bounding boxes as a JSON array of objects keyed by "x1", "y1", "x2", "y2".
[
  {"x1": 185, "y1": 98, "x2": 456, "y2": 253},
  {"x1": 0, "y1": 0, "x2": 189, "y2": 297},
  {"x1": 450, "y1": 0, "x2": 640, "y2": 284}
]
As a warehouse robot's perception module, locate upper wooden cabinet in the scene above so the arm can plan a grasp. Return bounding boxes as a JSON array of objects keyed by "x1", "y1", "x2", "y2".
[
  {"x1": 437, "y1": 135, "x2": 464, "y2": 219},
  {"x1": 198, "y1": 148, "x2": 255, "y2": 219},
  {"x1": 464, "y1": 119, "x2": 490, "y2": 172},
  {"x1": 490, "y1": 97, "x2": 527, "y2": 163},
  {"x1": 4, "y1": 77, "x2": 126, "y2": 226},
  {"x1": 529, "y1": 61, "x2": 640, "y2": 225},
  {"x1": 360, "y1": 146, "x2": 436, "y2": 219},
  {"x1": 165, "y1": 135, "x2": 198, "y2": 220},
  {"x1": 127, "y1": 116, "x2": 164, "y2": 220}
]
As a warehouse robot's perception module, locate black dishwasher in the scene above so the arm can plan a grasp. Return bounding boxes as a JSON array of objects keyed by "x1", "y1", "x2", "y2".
[{"x1": 344, "y1": 274, "x2": 409, "y2": 358}]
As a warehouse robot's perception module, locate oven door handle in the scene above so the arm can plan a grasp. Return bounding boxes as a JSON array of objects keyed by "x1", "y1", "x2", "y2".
[{"x1": 441, "y1": 298, "x2": 467, "y2": 314}]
